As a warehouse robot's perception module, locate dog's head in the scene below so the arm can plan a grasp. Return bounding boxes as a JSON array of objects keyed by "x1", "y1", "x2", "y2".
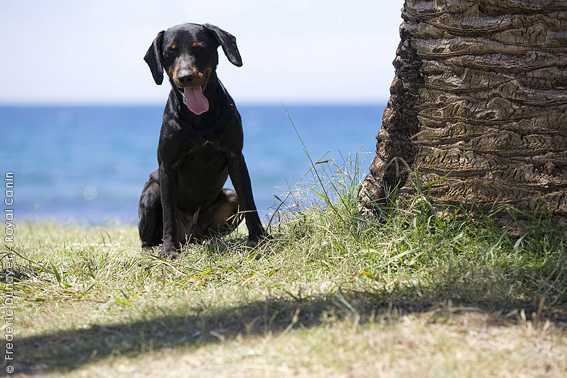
[{"x1": 144, "y1": 23, "x2": 242, "y2": 115}]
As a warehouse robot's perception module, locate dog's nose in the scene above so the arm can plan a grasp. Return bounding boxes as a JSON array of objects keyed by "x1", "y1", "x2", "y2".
[{"x1": 177, "y1": 72, "x2": 194, "y2": 86}]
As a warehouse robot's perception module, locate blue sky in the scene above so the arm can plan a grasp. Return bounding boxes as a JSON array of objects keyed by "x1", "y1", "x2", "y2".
[{"x1": 0, "y1": 1, "x2": 403, "y2": 105}]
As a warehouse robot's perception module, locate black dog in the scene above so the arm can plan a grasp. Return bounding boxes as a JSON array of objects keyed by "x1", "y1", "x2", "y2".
[{"x1": 138, "y1": 23, "x2": 266, "y2": 258}]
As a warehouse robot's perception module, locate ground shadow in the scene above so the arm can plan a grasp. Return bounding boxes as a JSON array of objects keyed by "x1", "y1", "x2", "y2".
[{"x1": 16, "y1": 284, "x2": 567, "y2": 375}]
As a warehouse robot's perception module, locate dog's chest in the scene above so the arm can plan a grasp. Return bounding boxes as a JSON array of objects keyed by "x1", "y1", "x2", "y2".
[{"x1": 174, "y1": 139, "x2": 229, "y2": 171}]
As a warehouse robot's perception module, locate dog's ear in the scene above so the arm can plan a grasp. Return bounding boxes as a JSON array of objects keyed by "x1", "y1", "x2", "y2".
[
  {"x1": 203, "y1": 24, "x2": 243, "y2": 67},
  {"x1": 144, "y1": 31, "x2": 165, "y2": 85}
]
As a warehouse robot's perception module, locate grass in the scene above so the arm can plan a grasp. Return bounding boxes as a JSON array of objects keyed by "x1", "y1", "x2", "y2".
[{"x1": 2, "y1": 152, "x2": 567, "y2": 377}]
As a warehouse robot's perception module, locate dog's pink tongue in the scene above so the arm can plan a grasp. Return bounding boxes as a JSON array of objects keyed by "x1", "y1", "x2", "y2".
[{"x1": 184, "y1": 86, "x2": 209, "y2": 115}]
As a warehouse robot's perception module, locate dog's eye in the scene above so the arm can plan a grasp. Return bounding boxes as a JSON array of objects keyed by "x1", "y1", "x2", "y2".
[
  {"x1": 166, "y1": 45, "x2": 177, "y2": 55},
  {"x1": 191, "y1": 42, "x2": 205, "y2": 52}
]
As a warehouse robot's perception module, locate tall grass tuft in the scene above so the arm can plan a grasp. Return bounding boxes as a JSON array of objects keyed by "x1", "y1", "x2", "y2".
[{"x1": 267, "y1": 107, "x2": 567, "y2": 316}]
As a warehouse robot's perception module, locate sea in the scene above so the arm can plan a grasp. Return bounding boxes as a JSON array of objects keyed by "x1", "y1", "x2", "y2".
[{"x1": 1, "y1": 104, "x2": 384, "y2": 224}]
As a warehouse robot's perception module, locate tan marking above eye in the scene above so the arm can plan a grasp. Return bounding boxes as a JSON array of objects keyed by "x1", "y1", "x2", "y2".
[
  {"x1": 171, "y1": 44, "x2": 177, "y2": 50},
  {"x1": 192, "y1": 42, "x2": 198, "y2": 48}
]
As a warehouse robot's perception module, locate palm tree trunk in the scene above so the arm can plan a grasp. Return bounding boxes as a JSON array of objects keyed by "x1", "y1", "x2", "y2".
[{"x1": 359, "y1": 0, "x2": 567, "y2": 222}]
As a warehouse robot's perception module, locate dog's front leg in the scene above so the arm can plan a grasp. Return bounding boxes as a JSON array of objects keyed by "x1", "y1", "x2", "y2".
[
  {"x1": 159, "y1": 162, "x2": 179, "y2": 257},
  {"x1": 228, "y1": 153, "x2": 266, "y2": 241}
]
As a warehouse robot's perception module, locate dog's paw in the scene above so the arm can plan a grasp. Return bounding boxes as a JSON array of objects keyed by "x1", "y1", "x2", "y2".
[{"x1": 159, "y1": 248, "x2": 181, "y2": 259}]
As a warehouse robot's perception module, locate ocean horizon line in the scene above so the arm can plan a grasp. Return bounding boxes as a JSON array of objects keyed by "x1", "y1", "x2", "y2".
[{"x1": 0, "y1": 101, "x2": 387, "y2": 109}]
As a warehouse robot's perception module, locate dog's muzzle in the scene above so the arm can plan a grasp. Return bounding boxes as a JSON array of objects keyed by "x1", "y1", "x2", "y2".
[{"x1": 176, "y1": 72, "x2": 209, "y2": 115}]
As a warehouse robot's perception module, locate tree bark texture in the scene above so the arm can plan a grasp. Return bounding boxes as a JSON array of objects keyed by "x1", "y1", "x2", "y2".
[{"x1": 359, "y1": 0, "x2": 567, "y2": 221}]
